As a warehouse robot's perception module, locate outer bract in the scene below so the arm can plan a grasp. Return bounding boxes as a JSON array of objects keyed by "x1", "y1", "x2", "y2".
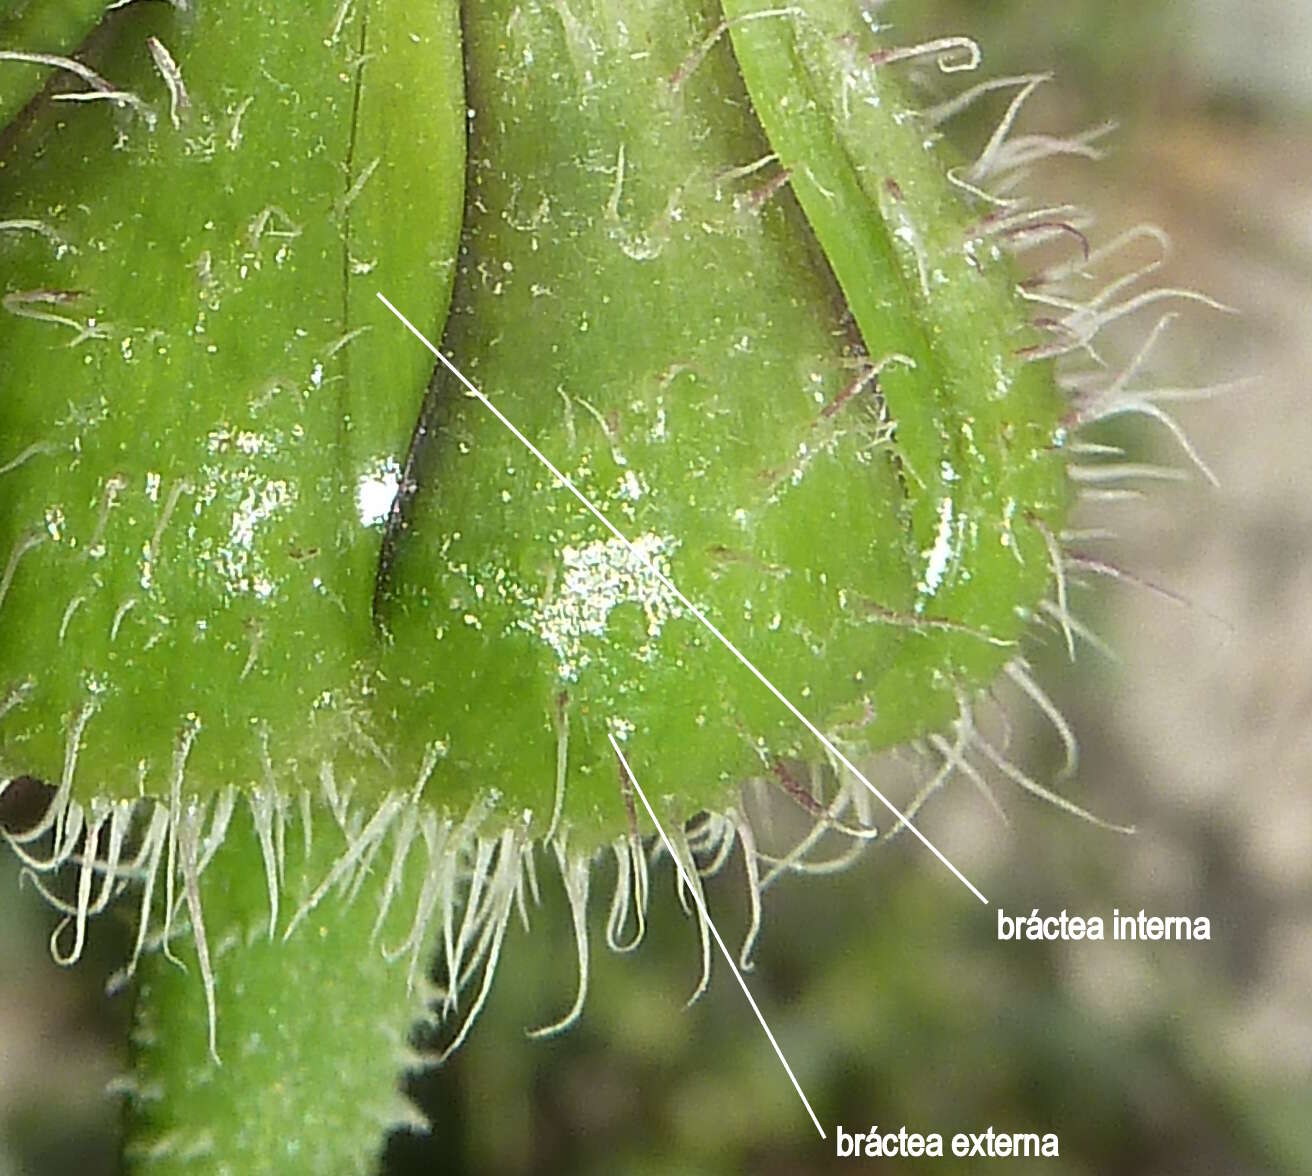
[{"x1": 0, "y1": 2, "x2": 462, "y2": 799}]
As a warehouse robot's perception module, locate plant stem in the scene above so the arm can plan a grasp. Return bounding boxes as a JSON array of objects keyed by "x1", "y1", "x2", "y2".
[{"x1": 127, "y1": 799, "x2": 435, "y2": 1175}]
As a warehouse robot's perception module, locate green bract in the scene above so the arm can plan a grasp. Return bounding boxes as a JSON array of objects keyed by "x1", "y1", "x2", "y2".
[
  {"x1": 377, "y1": 0, "x2": 1068, "y2": 844},
  {"x1": 0, "y1": 1, "x2": 1142, "y2": 1171},
  {"x1": 0, "y1": 0, "x2": 463, "y2": 798}
]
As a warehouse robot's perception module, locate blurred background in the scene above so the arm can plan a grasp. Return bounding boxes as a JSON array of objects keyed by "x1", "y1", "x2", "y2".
[{"x1": 3, "y1": 0, "x2": 1309, "y2": 1172}]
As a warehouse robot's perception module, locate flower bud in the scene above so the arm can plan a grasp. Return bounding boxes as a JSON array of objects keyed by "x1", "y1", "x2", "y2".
[{"x1": 0, "y1": 1, "x2": 1120, "y2": 1169}]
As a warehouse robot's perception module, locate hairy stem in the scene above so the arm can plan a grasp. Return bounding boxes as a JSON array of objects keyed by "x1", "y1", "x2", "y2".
[{"x1": 127, "y1": 798, "x2": 436, "y2": 1175}]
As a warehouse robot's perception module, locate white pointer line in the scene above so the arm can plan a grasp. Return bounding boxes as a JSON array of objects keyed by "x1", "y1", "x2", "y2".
[
  {"x1": 609, "y1": 733, "x2": 826, "y2": 1139},
  {"x1": 375, "y1": 291, "x2": 988, "y2": 907}
]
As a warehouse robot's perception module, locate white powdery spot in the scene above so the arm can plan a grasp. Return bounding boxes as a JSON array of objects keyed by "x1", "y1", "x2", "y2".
[
  {"x1": 207, "y1": 427, "x2": 270, "y2": 457},
  {"x1": 356, "y1": 458, "x2": 401, "y2": 527},
  {"x1": 196, "y1": 471, "x2": 294, "y2": 599},
  {"x1": 229, "y1": 481, "x2": 290, "y2": 557},
  {"x1": 525, "y1": 533, "x2": 683, "y2": 681},
  {"x1": 649, "y1": 405, "x2": 667, "y2": 443},
  {"x1": 616, "y1": 470, "x2": 644, "y2": 501},
  {"x1": 916, "y1": 495, "x2": 956, "y2": 609}
]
